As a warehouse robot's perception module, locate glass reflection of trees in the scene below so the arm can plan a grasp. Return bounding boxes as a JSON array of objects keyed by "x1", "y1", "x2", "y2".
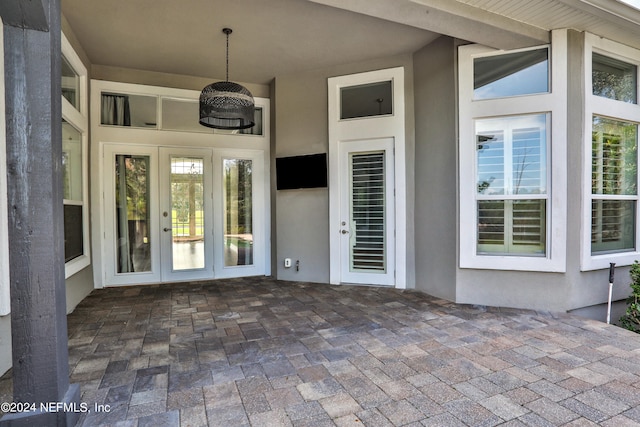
[{"x1": 224, "y1": 159, "x2": 253, "y2": 266}]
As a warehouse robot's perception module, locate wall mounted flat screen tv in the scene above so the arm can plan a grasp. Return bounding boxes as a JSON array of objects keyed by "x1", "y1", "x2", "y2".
[{"x1": 276, "y1": 153, "x2": 327, "y2": 190}]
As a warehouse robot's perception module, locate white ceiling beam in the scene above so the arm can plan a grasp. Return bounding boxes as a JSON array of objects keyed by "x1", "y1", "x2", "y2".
[{"x1": 307, "y1": 0, "x2": 550, "y2": 50}]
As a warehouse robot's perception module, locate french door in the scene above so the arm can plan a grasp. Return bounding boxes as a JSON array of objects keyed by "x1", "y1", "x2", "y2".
[
  {"x1": 159, "y1": 147, "x2": 213, "y2": 281},
  {"x1": 102, "y1": 144, "x2": 265, "y2": 285},
  {"x1": 339, "y1": 139, "x2": 395, "y2": 285}
]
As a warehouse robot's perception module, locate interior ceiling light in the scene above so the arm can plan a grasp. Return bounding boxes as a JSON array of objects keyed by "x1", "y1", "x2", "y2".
[{"x1": 199, "y1": 27, "x2": 255, "y2": 130}]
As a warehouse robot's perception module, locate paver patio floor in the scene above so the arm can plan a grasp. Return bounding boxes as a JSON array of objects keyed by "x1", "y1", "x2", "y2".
[{"x1": 2, "y1": 277, "x2": 640, "y2": 426}]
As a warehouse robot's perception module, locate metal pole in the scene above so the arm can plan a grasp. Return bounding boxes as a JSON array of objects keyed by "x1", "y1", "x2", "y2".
[{"x1": 607, "y1": 262, "x2": 615, "y2": 324}]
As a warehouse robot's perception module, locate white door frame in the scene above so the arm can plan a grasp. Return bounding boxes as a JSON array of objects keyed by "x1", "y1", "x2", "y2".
[
  {"x1": 159, "y1": 147, "x2": 214, "y2": 282},
  {"x1": 213, "y1": 148, "x2": 267, "y2": 279},
  {"x1": 328, "y1": 67, "x2": 407, "y2": 288},
  {"x1": 103, "y1": 143, "x2": 161, "y2": 286},
  {"x1": 102, "y1": 144, "x2": 268, "y2": 286},
  {"x1": 90, "y1": 80, "x2": 271, "y2": 288}
]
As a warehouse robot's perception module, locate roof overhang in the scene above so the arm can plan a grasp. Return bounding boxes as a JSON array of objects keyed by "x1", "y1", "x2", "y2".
[{"x1": 308, "y1": 0, "x2": 550, "y2": 50}]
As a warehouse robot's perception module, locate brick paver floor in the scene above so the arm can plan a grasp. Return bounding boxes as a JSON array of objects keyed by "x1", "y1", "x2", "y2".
[{"x1": 2, "y1": 277, "x2": 640, "y2": 426}]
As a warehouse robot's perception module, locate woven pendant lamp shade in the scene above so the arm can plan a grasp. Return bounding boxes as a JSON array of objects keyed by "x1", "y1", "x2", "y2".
[{"x1": 199, "y1": 28, "x2": 255, "y2": 130}]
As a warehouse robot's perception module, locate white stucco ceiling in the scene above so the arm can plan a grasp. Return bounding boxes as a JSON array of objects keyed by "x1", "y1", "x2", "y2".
[
  {"x1": 61, "y1": 0, "x2": 440, "y2": 85},
  {"x1": 62, "y1": 0, "x2": 640, "y2": 86}
]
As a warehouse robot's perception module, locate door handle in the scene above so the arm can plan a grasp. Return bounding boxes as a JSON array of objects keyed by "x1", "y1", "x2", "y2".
[
  {"x1": 163, "y1": 227, "x2": 171, "y2": 232},
  {"x1": 340, "y1": 229, "x2": 349, "y2": 234}
]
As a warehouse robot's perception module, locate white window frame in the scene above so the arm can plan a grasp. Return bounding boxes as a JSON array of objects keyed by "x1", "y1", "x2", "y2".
[
  {"x1": 582, "y1": 33, "x2": 640, "y2": 271},
  {"x1": 458, "y1": 29, "x2": 567, "y2": 272},
  {"x1": 62, "y1": 33, "x2": 90, "y2": 278}
]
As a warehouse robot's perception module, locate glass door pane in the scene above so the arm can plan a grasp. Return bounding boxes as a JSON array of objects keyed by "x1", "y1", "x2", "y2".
[
  {"x1": 170, "y1": 157, "x2": 205, "y2": 270},
  {"x1": 224, "y1": 159, "x2": 253, "y2": 267},
  {"x1": 115, "y1": 155, "x2": 151, "y2": 273},
  {"x1": 350, "y1": 151, "x2": 386, "y2": 272}
]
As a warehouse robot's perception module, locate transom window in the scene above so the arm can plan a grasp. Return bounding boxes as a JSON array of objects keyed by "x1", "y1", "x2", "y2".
[
  {"x1": 592, "y1": 53, "x2": 637, "y2": 104},
  {"x1": 100, "y1": 92, "x2": 264, "y2": 135},
  {"x1": 340, "y1": 80, "x2": 392, "y2": 119},
  {"x1": 473, "y1": 47, "x2": 549, "y2": 100}
]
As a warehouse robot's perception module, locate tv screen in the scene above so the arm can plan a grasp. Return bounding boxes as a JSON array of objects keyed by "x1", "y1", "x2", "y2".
[{"x1": 276, "y1": 153, "x2": 327, "y2": 190}]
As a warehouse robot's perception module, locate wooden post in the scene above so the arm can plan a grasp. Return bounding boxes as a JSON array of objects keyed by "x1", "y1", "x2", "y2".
[{"x1": 0, "y1": 1, "x2": 81, "y2": 425}]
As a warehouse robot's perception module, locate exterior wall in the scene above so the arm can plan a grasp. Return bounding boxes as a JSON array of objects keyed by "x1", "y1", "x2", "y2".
[
  {"x1": 65, "y1": 267, "x2": 94, "y2": 314},
  {"x1": 92, "y1": 64, "x2": 270, "y2": 99},
  {"x1": 273, "y1": 54, "x2": 416, "y2": 285},
  {"x1": 412, "y1": 36, "x2": 458, "y2": 301},
  {"x1": 569, "y1": 300, "x2": 627, "y2": 324}
]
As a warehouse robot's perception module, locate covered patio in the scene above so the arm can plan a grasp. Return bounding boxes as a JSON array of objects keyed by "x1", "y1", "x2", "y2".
[{"x1": 2, "y1": 277, "x2": 640, "y2": 426}]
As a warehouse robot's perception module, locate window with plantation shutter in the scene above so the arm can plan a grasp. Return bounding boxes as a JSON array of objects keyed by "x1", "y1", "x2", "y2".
[
  {"x1": 590, "y1": 116, "x2": 637, "y2": 254},
  {"x1": 459, "y1": 32, "x2": 567, "y2": 272},
  {"x1": 582, "y1": 34, "x2": 640, "y2": 271},
  {"x1": 350, "y1": 151, "x2": 386, "y2": 272},
  {"x1": 476, "y1": 114, "x2": 548, "y2": 256}
]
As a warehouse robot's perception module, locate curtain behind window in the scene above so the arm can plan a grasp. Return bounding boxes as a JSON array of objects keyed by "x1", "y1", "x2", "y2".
[{"x1": 101, "y1": 94, "x2": 131, "y2": 126}]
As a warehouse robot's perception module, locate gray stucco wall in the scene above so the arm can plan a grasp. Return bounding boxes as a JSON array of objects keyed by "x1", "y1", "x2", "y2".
[
  {"x1": 91, "y1": 65, "x2": 270, "y2": 99},
  {"x1": 65, "y1": 267, "x2": 94, "y2": 314},
  {"x1": 412, "y1": 36, "x2": 458, "y2": 301},
  {"x1": 273, "y1": 53, "x2": 416, "y2": 285}
]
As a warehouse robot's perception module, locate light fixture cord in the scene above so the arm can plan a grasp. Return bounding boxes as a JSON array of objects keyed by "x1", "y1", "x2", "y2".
[{"x1": 225, "y1": 31, "x2": 229, "y2": 82}]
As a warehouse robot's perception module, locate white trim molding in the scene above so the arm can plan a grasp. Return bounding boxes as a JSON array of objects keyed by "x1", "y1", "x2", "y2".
[
  {"x1": 328, "y1": 67, "x2": 407, "y2": 288},
  {"x1": 458, "y1": 29, "x2": 568, "y2": 272},
  {"x1": 62, "y1": 32, "x2": 91, "y2": 279},
  {"x1": 581, "y1": 32, "x2": 640, "y2": 271}
]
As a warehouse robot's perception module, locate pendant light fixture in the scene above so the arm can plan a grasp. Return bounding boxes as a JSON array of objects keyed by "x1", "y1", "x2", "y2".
[{"x1": 199, "y1": 28, "x2": 255, "y2": 130}]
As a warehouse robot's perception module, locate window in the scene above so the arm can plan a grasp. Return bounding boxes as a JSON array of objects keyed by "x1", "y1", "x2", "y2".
[
  {"x1": 582, "y1": 35, "x2": 640, "y2": 270},
  {"x1": 340, "y1": 80, "x2": 392, "y2": 119},
  {"x1": 101, "y1": 92, "x2": 157, "y2": 128},
  {"x1": 592, "y1": 53, "x2": 637, "y2": 103},
  {"x1": 584, "y1": 34, "x2": 640, "y2": 270},
  {"x1": 591, "y1": 117, "x2": 637, "y2": 254},
  {"x1": 224, "y1": 159, "x2": 254, "y2": 267},
  {"x1": 62, "y1": 33, "x2": 90, "y2": 277},
  {"x1": 161, "y1": 97, "x2": 264, "y2": 135},
  {"x1": 61, "y1": 55, "x2": 80, "y2": 109},
  {"x1": 473, "y1": 47, "x2": 549, "y2": 100},
  {"x1": 62, "y1": 121, "x2": 84, "y2": 262},
  {"x1": 476, "y1": 114, "x2": 548, "y2": 256},
  {"x1": 458, "y1": 30, "x2": 567, "y2": 272}
]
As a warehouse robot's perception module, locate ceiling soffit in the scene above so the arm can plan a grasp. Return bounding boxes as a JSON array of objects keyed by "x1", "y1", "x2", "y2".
[{"x1": 311, "y1": 0, "x2": 640, "y2": 52}]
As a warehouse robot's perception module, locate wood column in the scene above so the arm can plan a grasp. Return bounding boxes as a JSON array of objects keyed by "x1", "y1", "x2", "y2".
[{"x1": 0, "y1": 1, "x2": 80, "y2": 425}]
